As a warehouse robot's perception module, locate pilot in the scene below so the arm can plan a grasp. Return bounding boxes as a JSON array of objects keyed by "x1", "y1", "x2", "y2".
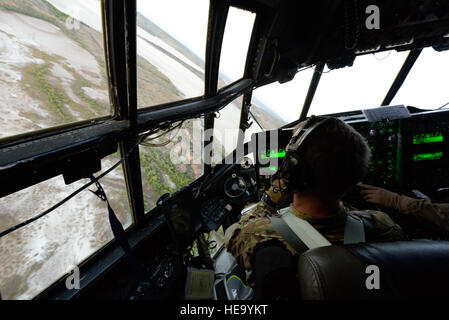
[
  {"x1": 224, "y1": 116, "x2": 408, "y2": 299},
  {"x1": 360, "y1": 184, "x2": 449, "y2": 233}
]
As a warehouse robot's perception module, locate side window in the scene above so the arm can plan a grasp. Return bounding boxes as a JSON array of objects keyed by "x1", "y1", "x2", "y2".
[
  {"x1": 218, "y1": 7, "x2": 256, "y2": 88},
  {"x1": 136, "y1": 0, "x2": 209, "y2": 108},
  {"x1": 140, "y1": 119, "x2": 204, "y2": 212},
  {"x1": 0, "y1": 154, "x2": 132, "y2": 300},
  {"x1": 0, "y1": 0, "x2": 111, "y2": 140}
]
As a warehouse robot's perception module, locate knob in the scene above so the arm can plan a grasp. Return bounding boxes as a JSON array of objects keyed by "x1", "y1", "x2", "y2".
[{"x1": 388, "y1": 135, "x2": 396, "y2": 143}]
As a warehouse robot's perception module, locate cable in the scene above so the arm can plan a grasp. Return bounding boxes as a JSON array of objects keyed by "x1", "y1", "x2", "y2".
[
  {"x1": 437, "y1": 101, "x2": 449, "y2": 110},
  {"x1": 0, "y1": 158, "x2": 122, "y2": 239},
  {"x1": 0, "y1": 123, "x2": 181, "y2": 239},
  {"x1": 140, "y1": 121, "x2": 184, "y2": 147}
]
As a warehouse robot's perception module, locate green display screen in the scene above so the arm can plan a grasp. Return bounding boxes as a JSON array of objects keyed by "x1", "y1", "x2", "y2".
[
  {"x1": 259, "y1": 166, "x2": 278, "y2": 175},
  {"x1": 261, "y1": 148, "x2": 286, "y2": 159},
  {"x1": 413, "y1": 132, "x2": 443, "y2": 144},
  {"x1": 413, "y1": 152, "x2": 443, "y2": 162}
]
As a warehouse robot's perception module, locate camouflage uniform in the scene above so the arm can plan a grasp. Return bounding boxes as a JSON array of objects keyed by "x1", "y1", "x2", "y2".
[
  {"x1": 225, "y1": 197, "x2": 407, "y2": 286},
  {"x1": 406, "y1": 198, "x2": 449, "y2": 232}
]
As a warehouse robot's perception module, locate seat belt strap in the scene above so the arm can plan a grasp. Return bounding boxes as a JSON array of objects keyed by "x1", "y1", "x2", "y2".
[
  {"x1": 344, "y1": 211, "x2": 366, "y2": 244},
  {"x1": 269, "y1": 216, "x2": 309, "y2": 254},
  {"x1": 280, "y1": 210, "x2": 332, "y2": 249},
  {"x1": 269, "y1": 208, "x2": 331, "y2": 253}
]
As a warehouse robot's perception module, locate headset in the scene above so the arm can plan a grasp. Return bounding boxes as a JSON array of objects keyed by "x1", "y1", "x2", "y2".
[{"x1": 278, "y1": 116, "x2": 332, "y2": 193}]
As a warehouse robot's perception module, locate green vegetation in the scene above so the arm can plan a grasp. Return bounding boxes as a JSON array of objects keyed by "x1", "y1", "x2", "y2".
[
  {"x1": 19, "y1": 47, "x2": 105, "y2": 122},
  {"x1": 139, "y1": 121, "x2": 202, "y2": 210},
  {"x1": 23, "y1": 62, "x2": 73, "y2": 122},
  {"x1": 140, "y1": 146, "x2": 194, "y2": 207},
  {"x1": 137, "y1": 56, "x2": 184, "y2": 107},
  {"x1": 70, "y1": 69, "x2": 110, "y2": 116}
]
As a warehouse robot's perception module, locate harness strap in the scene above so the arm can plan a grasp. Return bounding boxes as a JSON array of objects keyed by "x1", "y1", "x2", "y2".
[
  {"x1": 269, "y1": 216, "x2": 309, "y2": 254},
  {"x1": 269, "y1": 207, "x2": 332, "y2": 253},
  {"x1": 344, "y1": 211, "x2": 367, "y2": 244},
  {"x1": 269, "y1": 208, "x2": 368, "y2": 252}
]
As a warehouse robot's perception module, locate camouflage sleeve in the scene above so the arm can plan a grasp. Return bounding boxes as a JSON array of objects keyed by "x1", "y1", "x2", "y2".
[
  {"x1": 242, "y1": 199, "x2": 278, "y2": 220},
  {"x1": 224, "y1": 199, "x2": 277, "y2": 249},
  {"x1": 362, "y1": 210, "x2": 409, "y2": 241},
  {"x1": 406, "y1": 199, "x2": 449, "y2": 232},
  {"x1": 224, "y1": 215, "x2": 296, "y2": 286}
]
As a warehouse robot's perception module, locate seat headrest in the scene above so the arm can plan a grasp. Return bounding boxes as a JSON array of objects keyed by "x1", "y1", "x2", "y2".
[{"x1": 298, "y1": 240, "x2": 449, "y2": 299}]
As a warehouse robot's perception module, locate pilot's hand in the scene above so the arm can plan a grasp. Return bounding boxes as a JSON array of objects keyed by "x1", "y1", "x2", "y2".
[
  {"x1": 359, "y1": 184, "x2": 413, "y2": 214},
  {"x1": 359, "y1": 184, "x2": 398, "y2": 207}
]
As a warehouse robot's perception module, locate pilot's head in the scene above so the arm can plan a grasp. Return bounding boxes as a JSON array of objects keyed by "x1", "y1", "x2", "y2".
[{"x1": 288, "y1": 117, "x2": 370, "y2": 201}]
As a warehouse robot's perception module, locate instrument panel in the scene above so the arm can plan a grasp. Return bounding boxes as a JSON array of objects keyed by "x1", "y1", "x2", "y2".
[
  {"x1": 347, "y1": 109, "x2": 449, "y2": 196},
  {"x1": 350, "y1": 119, "x2": 401, "y2": 188}
]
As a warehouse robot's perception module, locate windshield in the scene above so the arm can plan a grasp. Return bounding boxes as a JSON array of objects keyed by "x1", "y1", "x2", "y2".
[
  {"x1": 250, "y1": 48, "x2": 449, "y2": 128},
  {"x1": 390, "y1": 48, "x2": 449, "y2": 110},
  {"x1": 309, "y1": 51, "x2": 409, "y2": 115}
]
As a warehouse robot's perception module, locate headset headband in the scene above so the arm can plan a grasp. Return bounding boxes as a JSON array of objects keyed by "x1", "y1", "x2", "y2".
[{"x1": 287, "y1": 117, "x2": 331, "y2": 153}]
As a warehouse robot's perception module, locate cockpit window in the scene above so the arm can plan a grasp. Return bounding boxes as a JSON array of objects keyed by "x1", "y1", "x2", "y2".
[
  {"x1": 140, "y1": 119, "x2": 204, "y2": 212},
  {"x1": 136, "y1": 0, "x2": 209, "y2": 108},
  {"x1": 391, "y1": 48, "x2": 449, "y2": 110},
  {"x1": 212, "y1": 98, "x2": 244, "y2": 165},
  {"x1": 251, "y1": 67, "x2": 316, "y2": 129},
  {"x1": 217, "y1": 7, "x2": 256, "y2": 88},
  {"x1": 0, "y1": 0, "x2": 111, "y2": 140},
  {"x1": 308, "y1": 51, "x2": 409, "y2": 115},
  {"x1": 0, "y1": 154, "x2": 131, "y2": 300}
]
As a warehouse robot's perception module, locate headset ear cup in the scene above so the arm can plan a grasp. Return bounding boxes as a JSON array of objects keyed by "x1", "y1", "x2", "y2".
[
  {"x1": 281, "y1": 120, "x2": 309, "y2": 193},
  {"x1": 281, "y1": 153, "x2": 305, "y2": 193},
  {"x1": 279, "y1": 117, "x2": 329, "y2": 194},
  {"x1": 280, "y1": 155, "x2": 296, "y2": 186}
]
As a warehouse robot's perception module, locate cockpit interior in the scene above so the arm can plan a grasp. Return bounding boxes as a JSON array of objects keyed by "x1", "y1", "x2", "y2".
[{"x1": 0, "y1": 0, "x2": 449, "y2": 302}]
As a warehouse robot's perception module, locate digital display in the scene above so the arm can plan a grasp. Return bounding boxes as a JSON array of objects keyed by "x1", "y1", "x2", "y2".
[
  {"x1": 413, "y1": 152, "x2": 443, "y2": 162},
  {"x1": 261, "y1": 148, "x2": 286, "y2": 159},
  {"x1": 259, "y1": 166, "x2": 278, "y2": 175},
  {"x1": 413, "y1": 132, "x2": 443, "y2": 144}
]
